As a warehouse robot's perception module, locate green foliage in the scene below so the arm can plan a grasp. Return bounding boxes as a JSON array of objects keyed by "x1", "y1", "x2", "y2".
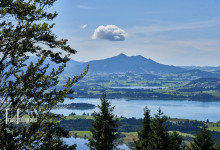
[
  {"x1": 134, "y1": 107, "x2": 151, "y2": 150},
  {"x1": 71, "y1": 72, "x2": 220, "y2": 100},
  {"x1": 39, "y1": 122, "x2": 76, "y2": 150},
  {"x1": 169, "y1": 130, "x2": 183, "y2": 150},
  {"x1": 216, "y1": 140, "x2": 220, "y2": 150},
  {"x1": 150, "y1": 108, "x2": 170, "y2": 150},
  {"x1": 134, "y1": 108, "x2": 183, "y2": 150},
  {"x1": 188, "y1": 125, "x2": 215, "y2": 150},
  {"x1": 0, "y1": 0, "x2": 88, "y2": 149},
  {"x1": 69, "y1": 131, "x2": 92, "y2": 139},
  {"x1": 89, "y1": 94, "x2": 119, "y2": 150}
]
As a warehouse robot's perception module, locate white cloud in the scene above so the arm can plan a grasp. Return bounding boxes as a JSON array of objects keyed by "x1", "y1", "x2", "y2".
[
  {"x1": 80, "y1": 24, "x2": 87, "y2": 29},
  {"x1": 92, "y1": 25, "x2": 128, "y2": 41}
]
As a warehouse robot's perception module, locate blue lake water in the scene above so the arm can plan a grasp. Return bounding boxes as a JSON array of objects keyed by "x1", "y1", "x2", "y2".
[
  {"x1": 59, "y1": 98, "x2": 220, "y2": 150},
  {"x1": 52, "y1": 98, "x2": 220, "y2": 122},
  {"x1": 63, "y1": 137, "x2": 130, "y2": 150},
  {"x1": 110, "y1": 86, "x2": 167, "y2": 89}
]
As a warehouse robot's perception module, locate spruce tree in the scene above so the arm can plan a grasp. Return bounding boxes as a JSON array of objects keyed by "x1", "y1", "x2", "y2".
[
  {"x1": 89, "y1": 94, "x2": 119, "y2": 150},
  {"x1": 134, "y1": 107, "x2": 151, "y2": 150},
  {"x1": 150, "y1": 108, "x2": 170, "y2": 150},
  {"x1": 169, "y1": 130, "x2": 183, "y2": 150},
  {"x1": 134, "y1": 108, "x2": 183, "y2": 150},
  {"x1": 216, "y1": 140, "x2": 220, "y2": 150},
  {"x1": 188, "y1": 125, "x2": 215, "y2": 150}
]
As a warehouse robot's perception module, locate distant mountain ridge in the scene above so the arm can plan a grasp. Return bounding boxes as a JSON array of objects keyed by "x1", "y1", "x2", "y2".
[
  {"x1": 181, "y1": 66, "x2": 220, "y2": 72},
  {"x1": 81, "y1": 53, "x2": 185, "y2": 74},
  {"x1": 26, "y1": 54, "x2": 220, "y2": 75},
  {"x1": 178, "y1": 69, "x2": 216, "y2": 77},
  {"x1": 23, "y1": 56, "x2": 81, "y2": 74}
]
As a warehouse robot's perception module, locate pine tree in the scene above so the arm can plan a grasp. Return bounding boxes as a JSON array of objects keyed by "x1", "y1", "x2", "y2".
[
  {"x1": 134, "y1": 108, "x2": 183, "y2": 150},
  {"x1": 89, "y1": 94, "x2": 119, "y2": 150},
  {"x1": 169, "y1": 130, "x2": 183, "y2": 150},
  {"x1": 188, "y1": 125, "x2": 215, "y2": 150},
  {"x1": 149, "y1": 108, "x2": 170, "y2": 150},
  {"x1": 134, "y1": 107, "x2": 151, "y2": 150},
  {"x1": 216, "y1": 140, "x2": 220, "y2": 150}
]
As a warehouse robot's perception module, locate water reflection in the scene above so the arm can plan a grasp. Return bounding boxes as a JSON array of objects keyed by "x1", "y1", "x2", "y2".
[{"x1": 63, "y1": 137, "x2": 130, "y2": 150}]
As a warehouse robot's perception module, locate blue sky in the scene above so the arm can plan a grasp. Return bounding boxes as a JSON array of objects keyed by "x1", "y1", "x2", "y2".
[{"x1": 50, "y1": 0, "x2": 220, "y2": 66}]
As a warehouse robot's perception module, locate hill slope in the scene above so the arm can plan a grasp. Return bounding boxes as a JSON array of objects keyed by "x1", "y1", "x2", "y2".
[{"x1": 77, "y1": 54, "x2": 185, "y2": 74}]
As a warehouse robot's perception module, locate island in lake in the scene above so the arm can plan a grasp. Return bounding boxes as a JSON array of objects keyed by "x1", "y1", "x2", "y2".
[{"x1": 54, "y1": 103, "x2": 95, "y2": 110}]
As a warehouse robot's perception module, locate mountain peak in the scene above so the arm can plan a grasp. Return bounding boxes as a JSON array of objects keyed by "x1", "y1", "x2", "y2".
[
  {"x1": 134, "y1": 54, "x2": 147, "y2": 59},
  {"x1": 117, "y1": 54, "x2": 147, "y2": 60},
  {"x1": 84, "y1": 53, "x2": 185, "y2": 74},
  {"x1": 117, "y1": 53, "x2": 127, "y2": 57}
]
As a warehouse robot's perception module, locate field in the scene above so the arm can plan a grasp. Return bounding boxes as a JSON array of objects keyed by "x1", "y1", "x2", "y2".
[
  {"x1": 59, "y1": 115, "x2": 220, "y2": 149},
  {"x1": 65, "y1": 115, "x2": 94, "y2": 120},
  {"x1": 207, "y1": 123, "x2": 220, "y2": 132},
  {"x1": 69, "y1": 131, "x2": 92, "y2": 139},
  {"x1": 57, "y1": 73, "x2": 220, "y2": 100}
]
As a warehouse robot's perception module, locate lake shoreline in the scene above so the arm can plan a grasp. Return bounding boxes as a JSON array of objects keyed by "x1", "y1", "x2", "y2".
[
  {"x1": 72, "y1": 96, "x2": 220, "y2": 102},
  {"x1": 51, "y1": 98, "x2": 220, "y2": 122}
]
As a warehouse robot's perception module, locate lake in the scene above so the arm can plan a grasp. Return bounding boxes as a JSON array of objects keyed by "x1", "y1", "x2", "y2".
[
  {"x1": 59, "y1": 98, "x2": 220, "y2": 150},
  {"x1": 63, "y1": 137, "x2": 130, "y2": 150},
  {"x1": 110, "y1": 86, "x2": 167, "y2": 89},
  {"x1": 52, "y1": 98, "x2": 220, "y2": 122}
]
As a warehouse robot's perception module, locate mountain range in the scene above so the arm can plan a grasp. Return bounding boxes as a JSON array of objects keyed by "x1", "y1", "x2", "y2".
[
  {"x1": 64, "y1": 53, "x2": 185, "y2": 74},
  {"x1": 27, "y1": 54, "x2": 220, "y2": 75}
]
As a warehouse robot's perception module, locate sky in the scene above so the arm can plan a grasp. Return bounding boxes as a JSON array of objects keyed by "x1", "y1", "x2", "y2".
[{"x1": 49, "y1": 0, "x2": 220, "y2": 66}]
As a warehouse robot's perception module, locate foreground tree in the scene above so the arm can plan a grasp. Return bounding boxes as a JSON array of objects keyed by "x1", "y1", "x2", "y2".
[
  {"x1": 0, "y1": 0, "x2": 88, "y2": 149},
  {"x1": 216, "y1": 140, "x2": 220, "y2": 150},
  {"x1": 187, "y1": 125, "x2": 215, "y2": 150},
  {"x1": 134, "y1": 107, "x2": 151, "y2": 150},
  {"x1": 89, "y1": 94, "x2": 119, "y2": 150},
  {"x1": 169, "y1": 130, "x2": 183, "y2": 150},
  {"x1": 134, "y1": 108, "x2": 183, "y2": 150},
  {"x1": 149, "y1": 108, "x2": 171, "y2": 150}
]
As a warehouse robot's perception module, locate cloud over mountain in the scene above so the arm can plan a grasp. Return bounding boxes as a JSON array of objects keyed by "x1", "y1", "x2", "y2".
[{"x1": 92, "y1": 25, "x2": 128, "y2": 41}]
